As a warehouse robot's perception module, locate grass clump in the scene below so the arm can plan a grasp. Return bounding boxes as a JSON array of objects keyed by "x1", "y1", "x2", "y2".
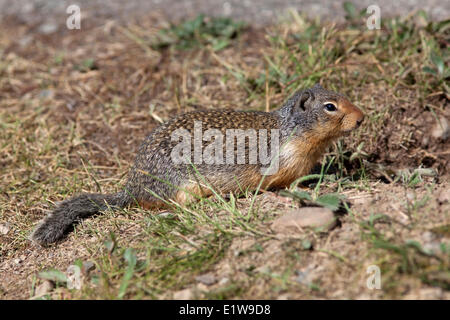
[{"x1": 152, "y1": 14, "x2": 246, "y2": 51}]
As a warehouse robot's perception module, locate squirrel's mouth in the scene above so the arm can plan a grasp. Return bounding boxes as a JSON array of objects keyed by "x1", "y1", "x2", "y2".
[{"x1": 341, "y1": 123, "x2": 361, "y2": 134}]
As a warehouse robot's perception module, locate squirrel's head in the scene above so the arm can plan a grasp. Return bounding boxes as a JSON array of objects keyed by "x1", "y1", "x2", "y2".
[{"x1": 281, "y1": 83, "x2": 364, "y2": 139}]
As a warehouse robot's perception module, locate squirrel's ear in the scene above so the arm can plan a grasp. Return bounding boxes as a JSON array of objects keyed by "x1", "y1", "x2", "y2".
[
  {"x1": 294, "y1": 90, "x2": 312, "y2": 112},
  {"x1": 312, "y1": 83, "x2": 323, "y2": 90}
]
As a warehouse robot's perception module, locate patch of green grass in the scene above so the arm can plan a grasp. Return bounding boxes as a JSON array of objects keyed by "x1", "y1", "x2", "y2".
[
  {"x1": 358, "y1": 208, "x2": 450, "y2": 295},
  {"x1": 152, "y1": 14, "x2": 245, "y2": 51}
]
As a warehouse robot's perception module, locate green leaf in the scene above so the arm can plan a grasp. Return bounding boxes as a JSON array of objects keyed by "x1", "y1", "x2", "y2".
[
  {"x1": 433, "y1": 19, "x2": 450, "y2": 33},
  {"x1": 405, "y1": 240, "x2": 432, "y2": 255},
  {"x1": 315, "y1": 193, "x2": 342, "y2": 211},
  {"x1": 343, "y1": 2, "x2": 357, "y2": 20},
  {"x1": 422, "y1": 66, "x2": 437, "y2": 75},
  {"x1": 124, "y1": 248, "x2": 137, "y2": 266},
  {"x1": 407, "y1": 170, "x2": 422, "y2": 187},
  {"x1": 368, "y1": 213, "x2": 389, "y2": 226},
  {"x1": 118, "y1": 248, "x2": 137, "y2": 299},
  {"x1": 302, "y1": 239, "x2": 313, "y2": 250},
  {"x1": 212, "y1": 39, "x2": 230, "y2": 51},
  {"x1": 38, "y1": 269, "x2": 67, "y2": 283},
  {"x1": 279, "y1": 190, "x2": 312, "y2": 201},
  {"x1": 104, "y1": 231, "x2": 117, "y2": 253},
  {"x1": 430, "y1": 52, "x2": 444, "y2": 74}
]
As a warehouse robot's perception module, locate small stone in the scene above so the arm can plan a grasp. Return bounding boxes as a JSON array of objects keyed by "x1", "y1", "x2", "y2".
[
  {"x1": 18, "y1": 35, "x2": 33, "y2": 47},
  {"x1": 196, "y1": 283, "x2": 208, "y2": 292},
  {"x1": 83, "y1": 261, "x2": 95, "y2": 273},
  {"x1": 158, "y1": 211, "x2": 173, "y2": 218},
  {"x1": 406, "y1": 191, "x2": 415, "y2": 201},
  {"x1": 35, "y1": 280, "x2": 54, "y2": 297},
  {"x1": 271, "y1": 207, "x2": 336, "y2": 233},
  {"x1": 218, "y1": 277, "x2": 229, "y2": 285},
  {"x1": 431, "y1": 117, "x2": 449, "y2": 140},
  {"x1": 38, "y1": 22, "x2": 58, "y2": 35},
  {"x1": 414, "y1": 14, "x2": 428, "y2": 28},
  {"x1": 438, "y1": 189, "x2": 450, "y2": 204},
  {"x1": 39, "y1": 89, "x2": 54, "y2": 99},
  {"x1": 173, "y1": 288, "x2": 193, "y2": 300},
  {"x1": 195, "y1": 273, "x2": 216, "y2": 286},
  {"x1": 295, "y1": 270, "x2": 311, "y2": 285},
  {"x1": 255, "y1": 266, "x2": 270, "y2": 274},
  {"x1": 418, "y1": 287, "x2": 443, "y2": 299},
  {"x1": 421, "y1": 231, "x2": 441, "y2": 255},
  {"x1": 0, "y1": 223, "x2": 11, "y2": 235}
]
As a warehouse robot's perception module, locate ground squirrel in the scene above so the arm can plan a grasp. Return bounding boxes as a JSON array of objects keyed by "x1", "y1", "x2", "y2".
[{"x1": 31, "y1": 83, "x2": 364, "y2": 245}]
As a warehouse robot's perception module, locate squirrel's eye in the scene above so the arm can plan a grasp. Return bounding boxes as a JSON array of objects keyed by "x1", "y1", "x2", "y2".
[{"x1": 324, "y1": 103, "x2": 337, "y2": 112}]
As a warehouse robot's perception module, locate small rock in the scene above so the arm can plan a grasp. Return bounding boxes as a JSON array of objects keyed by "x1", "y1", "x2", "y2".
[
  {"x1": 414, "y1": 14, "x2": 428, "y2": 28},
  {"x1": 39, "y1": 89, "x2": 54, "y2": 99},
  {"x1": 14, "y1": 258, "x2": 22, "y2": 265},
  {"x1": 35, "y1": 280, "x2": 54, "y2": 297},
  {"x1": 0, "y1": 223, "x2": 11, "y2": 235},
  {"x1": 218, "y1": 277, "x2": 229, "y2": 285},
  {"x1": 271, "y1": 207, "x2": 336, "y2": 233},
  {"x1": 431, "y1": 117, "x2": 449, "y2": 140},
  {"x1": 438, "y1": 189, "x2": 450, "y2": 204},
  {"x1": 18, "y1": 35, "x2": 33, "y2": 47},
  {"x1": 38, "y1": 23, "x2": 58, "y2": 35},
  {"x1": 173, "y1": 288, "x2": 193, "y2": 300},
  {"x1": 295, "y1": 265, "x2": 319, "y2": 286},
  {"x1": 295, "y1": 270, "x2": 311, "y2": 286},
  {"x1": 158, "y1": 211, "x2": 173, "y2": 218},
  {"x1": 83, "y1": 261, "x2": 95, "y2": 274},
  {"x1": 66, "y1": 265, "x2": 83, "y2": 290},
  {"x1": 195, "y1": 273, "x2": 217, "y2": 286},
  {"x1": 421, "y1": 231, "x2": 442, "y2": 254},
  {"x1": 406, "y1": 191, "x2": 415, "y2": 201},
  {"x1": 418, "y1": 287, "x2": 443, "y2": 299},
  {"x1": 255, "y1": 266, "x2": 270, "y2": 274},
  {"x1": 196, "y1": 283, "x2": 208, "y2": 292}
]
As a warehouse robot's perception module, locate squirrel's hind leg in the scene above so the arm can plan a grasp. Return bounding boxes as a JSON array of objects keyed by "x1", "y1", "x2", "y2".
[{"x1": 174, "y1": 182, "x2": 213, "y2": 205}]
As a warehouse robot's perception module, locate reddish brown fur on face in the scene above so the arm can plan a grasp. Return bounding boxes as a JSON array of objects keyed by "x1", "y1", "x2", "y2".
[{"x1": 337, "y1": 97, "x2": 364, "y2": 132}]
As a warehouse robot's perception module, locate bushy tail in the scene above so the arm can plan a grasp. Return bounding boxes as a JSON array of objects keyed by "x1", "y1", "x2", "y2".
[{"x1": 31, "y1": 191, "x2": 131, "y2": 246}]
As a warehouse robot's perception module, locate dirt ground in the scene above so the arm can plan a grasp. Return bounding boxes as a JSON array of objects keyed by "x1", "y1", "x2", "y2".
[{"x1": 0, "y1": 5, "x2": 449, "y2": 300}]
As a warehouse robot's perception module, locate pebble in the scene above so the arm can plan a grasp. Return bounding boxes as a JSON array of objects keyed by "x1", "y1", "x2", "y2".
[
  {"x1": 421, "y1": 231, "x2": 442, "y2": 254},
  {"x1": 83, "y1": 261, "x2": 95, "y2": 274},
  {"x1": 38, "y1": 89, "x2": 54, "y2": 99},
  {"x1": 0, "y1": 223, "x2": 11, "y2": 235},
  {"x1": 35, "y1": 280, "x2": 54, "y2": 297},
  {"x1": 173, "y1": 288, "x2": 193, "y2": 300},
  {"x1": 38, "y1": 22, "x2": 58, "y2": 35},
  {"x1": 438, "y1": 189, "x2": 450, "y2": 204},
  {"x1": 195, "y1": 273, "x2": 217, "y2": 286},
  {"x1": 295, "y1": 270, "x2": 311, "y2": 286},
  {"x1": 271, "y1": 207, "x2": 336, "y2": 233},
  {"x1": 158, "y1": 211, "x2": 173, "y2": 218},
  {"x1": 431, "y1": 117, "x2": 449, "y2": 140}
]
